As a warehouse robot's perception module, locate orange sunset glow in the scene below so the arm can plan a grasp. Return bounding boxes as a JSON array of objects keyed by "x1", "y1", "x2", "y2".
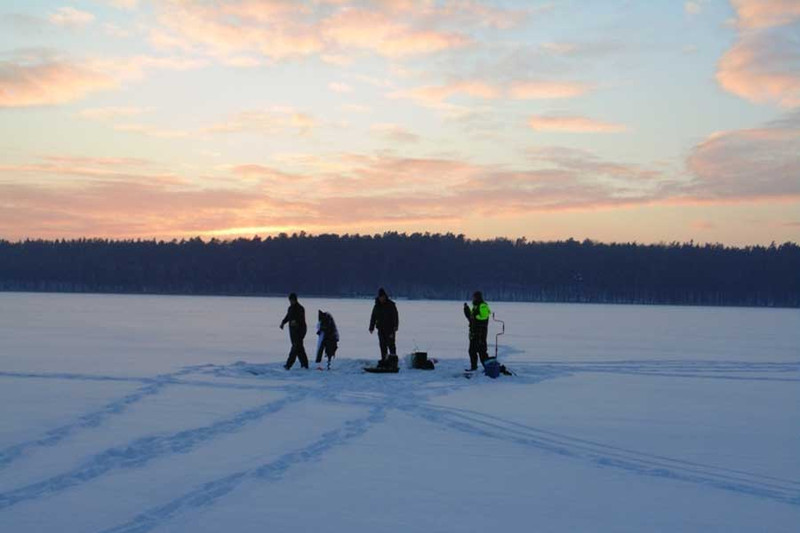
[{"x1": 1, "y1": 0, "x2": 798, "y2": 244}]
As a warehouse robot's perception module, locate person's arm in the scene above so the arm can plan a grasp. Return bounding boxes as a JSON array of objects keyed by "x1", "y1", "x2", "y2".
[
  {"x1": 463, "y1": 303, "x2": 472, "y2": 321},
  {"x1": 392, "y1": 302, "x2": 399, "y2": 332},
  {"x1": 280, "y1": 307, "x2": 291, "y2": 328},
  {"x1": 369, "y1": 305, "x2": 377, "y2": 332}
]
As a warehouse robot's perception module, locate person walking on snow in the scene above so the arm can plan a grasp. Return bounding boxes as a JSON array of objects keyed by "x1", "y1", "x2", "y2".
[
  {"x1": 369, "y1": 287, "x2": 399, "y2": 360},
  {"x1": 464, "y1": 291, "x2": 491, "y2": 371},
  {"x1": 280, "y1": 293, "x2": 308, "y2": 370},
  {"x1": 315, "y1": 310, "x2": 339, "y2": 370}
]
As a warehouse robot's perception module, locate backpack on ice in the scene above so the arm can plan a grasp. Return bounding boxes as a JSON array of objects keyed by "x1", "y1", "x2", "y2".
[{"x1": 410, "y1": 351, "x2": 435, "y2": 370}]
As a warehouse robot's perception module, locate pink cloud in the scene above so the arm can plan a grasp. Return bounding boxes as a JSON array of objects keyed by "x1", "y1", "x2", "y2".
[
  {"x1": 150, "y1": 1, "x2": 473, "y2": 63},
  {"x1": 0, "y1": 156, "x2": 183, "y2": 185},
  {"x1": 0, "y1": 156, "x2": 314, "y2": 238},
  {"x1": 432, "y1": 0, "x2": 531, "y2": 29},
  {"x1": 0, "y1": 48, "x2": 207, "y2": 108},
  {"x1": 153, "y1": 1, "x2": 324, "y2": 61},
  {"x1": 509, "y1": 80, "x2": 593, "y2": 99},
  {"x1": 48, "y1": 7, "x2": 95, "y2": 28},
  {"x1": 203, "y1": 108, "x2": 316, "y2": 136},
  {"x1": 690, "y1": 220, "x2": 715, "y2": 230},
  {"x1": 731, "y1": 0, "x2": 800, "y2": 29},
  {"x1": 686, "y1": 115, "x2": 800, "y2": 200},
  {"x1": 0, "y1": 54, "x2": 116, "y2": 107},
  {"x1": 369, "y1": 123, "x2": 420, "y2": 143},
  {"x1": 528, "y1": 115, "x2": 627, "y2": 133},
  {"x1": 78, "y1": 106, "x2": 150, "y2": 120},
  {"x1": 392, "y1": 79, "x2": 592, "y2": 108},
  {"x1": 84, "y1": 106, "x2": 317, "y2": 139},
  {"x1": 328, "y1": 81, "x2": 353, "y2": 93},
  {"x1": 1, "y1": 149, "x2": 663, "y2": 238},
  {"x1": 322, "y1": 8, "x2": 468, "y2": 57},
  {"x1": 103, "y1": 0, "x2": 139, "y2": 9},
  {"x1": 113, "y1": 123, "x2": 190, "y2": 139},
  {"x1": 390, "y1": 80, "x2": 499, "y2": 105},
  {"x1": 4, "y1": 125, "x2": 796, "y2": 240},
  {"x1": 717, "y1": 1, "x2": 800, "y2": 108}
]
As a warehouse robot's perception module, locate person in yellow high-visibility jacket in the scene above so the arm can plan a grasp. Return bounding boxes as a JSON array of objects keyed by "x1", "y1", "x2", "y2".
[{"x1": 463, "y1": 291, "x2": 491, "y2": 371}]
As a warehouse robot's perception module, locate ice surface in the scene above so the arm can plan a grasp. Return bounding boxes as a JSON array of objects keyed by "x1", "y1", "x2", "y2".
[{"x1": 0, "y1": 293, "x2": 798, "y2": 532}]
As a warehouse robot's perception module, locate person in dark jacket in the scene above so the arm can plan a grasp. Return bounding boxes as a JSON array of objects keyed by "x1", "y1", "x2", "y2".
[
  {"x1": 315, "y1": 310, "x2": 339, "y2": 370},
  {"x1": 280, "y1": 293, "x2": 308, "y2": 370},
  {"x1": 464, "y1": 291, "x2": 491, "y2": 371},
  {"x1": 369, "y1": 287, "x2": 399, "y2": 360}
]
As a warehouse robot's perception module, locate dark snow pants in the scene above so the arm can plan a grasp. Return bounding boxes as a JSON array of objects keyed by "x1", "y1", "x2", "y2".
[
  {"x1": 468, "y1": 326, "x2": 489, "y2": 370},
  {"x1": 285, "y1": 329, "x2": 308, "y2": 369},
  {"x1": 378, "y1": 329, "x2": 397, "y2": 359},
  {"x1": 316, "y1": 339, "x2": 338, "y2": 364}
]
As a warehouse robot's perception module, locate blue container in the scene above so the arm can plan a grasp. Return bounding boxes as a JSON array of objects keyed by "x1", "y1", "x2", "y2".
[{"x1": 484, "y1": 358, "x2": 501, "y2": 379}]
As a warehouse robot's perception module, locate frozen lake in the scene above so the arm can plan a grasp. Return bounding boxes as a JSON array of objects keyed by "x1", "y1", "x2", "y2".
[{"x1": 1, "y1": 293, "x2": 799, "y2": 532}]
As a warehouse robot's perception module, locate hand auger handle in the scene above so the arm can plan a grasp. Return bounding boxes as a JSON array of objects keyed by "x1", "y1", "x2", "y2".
[{"x1": 492, "y1": 313, "x2": 505, "y2": 359}]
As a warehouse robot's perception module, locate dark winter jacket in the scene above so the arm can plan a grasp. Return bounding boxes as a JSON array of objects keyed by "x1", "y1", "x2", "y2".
[
  {"x1": 317, "y1": 311, "x2": 339, "y2": 343},
  {"x1": 370, "y1": 298, "x2": 399, "y2": 333},
  {"x1": 281, "y1": 302, "x2": 307, "y2": 339}
]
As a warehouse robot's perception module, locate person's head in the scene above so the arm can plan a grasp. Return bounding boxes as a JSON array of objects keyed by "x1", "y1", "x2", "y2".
[
  {"x1": 472, "y1": 291, "x2": 483, "y2": 305},
  {"x1": 288, "y1": 292, "x2": 298, "y2": 303},
  {"x1": 377, "y1": 287, "x2": 388, "y2": 303}
]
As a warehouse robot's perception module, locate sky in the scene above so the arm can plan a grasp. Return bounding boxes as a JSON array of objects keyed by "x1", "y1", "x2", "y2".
[{"x1": 0, "y1": 0, "x2": 798, "y2": 245}]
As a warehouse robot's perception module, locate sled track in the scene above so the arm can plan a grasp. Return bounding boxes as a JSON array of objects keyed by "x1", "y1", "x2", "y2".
[
  {"x1": 0, "y1": 367, "x2": 203, "y2": 471},
  {"x1": 407, "y1": 404, "x2": 800, "y2": 507},
  {"x1": 519, "y1": 360, "x2": 800, "y2": 382},
  {"x1": 0, "y1": 358, "x2": 798, "y2": 530},
  {"x1": 99, "y1": 407, "x2": 387, "y2": 533},
  {"x1": 0, "y1": 391, "x2": 307, "y2": 510},
  {"x1": 0, "y1": 367, "x2": 296, "y2": 470}
]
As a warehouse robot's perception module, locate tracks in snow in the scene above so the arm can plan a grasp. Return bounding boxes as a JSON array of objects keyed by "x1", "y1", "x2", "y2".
[
  {"x1": 521, "y1": 360, "x2": 800, "y2": 382},
  {"x1": 0, "y1": 357, "x2": 798, "y2": 531},
  {"x1": 0, "y1": 367, "x2": 293, "y2": 471},
  {"x1": 0, "y1": 391, "x2": 305, "y2": 510},
  {"x1": 407, "y1": 404, "x2": 800, "y2": 507},
  {"x1": 100, "y1": 407, "x2": 386, "y2": 533}
]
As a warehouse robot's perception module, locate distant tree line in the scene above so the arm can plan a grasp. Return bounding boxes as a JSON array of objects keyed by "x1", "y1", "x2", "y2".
[{"x1": 0, "y1": 233, "x2": 798, "y2": 308}]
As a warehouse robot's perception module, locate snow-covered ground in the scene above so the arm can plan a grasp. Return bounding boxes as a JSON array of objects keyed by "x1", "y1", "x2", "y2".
[{"x1": 1, "y1": 292, "x2": 798, "y2": 532}]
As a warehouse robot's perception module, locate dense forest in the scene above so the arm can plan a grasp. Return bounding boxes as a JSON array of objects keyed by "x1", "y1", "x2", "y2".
[{"x1": 0, "y1": 233, "x2": 798, "y2": 307}]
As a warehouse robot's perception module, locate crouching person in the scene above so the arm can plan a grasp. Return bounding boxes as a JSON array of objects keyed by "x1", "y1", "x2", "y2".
[{"x1": 316, "y1": 310, "x2": 339, "y2": 370}]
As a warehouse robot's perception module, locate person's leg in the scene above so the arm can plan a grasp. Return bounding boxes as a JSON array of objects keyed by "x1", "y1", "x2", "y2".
[
  {"x1": 478, "y1": 329, "x2": 489, "y2": 367},
  {"x1": 326, "y1": 341, "x2": 337, "y2": 369},
  {"x1": 298, "y1": 342, "x2": 309, "y2": 369},
  {"x1": 468, "y1": 336, "x2": 478, "y2": 370},
  {"x1": 378, "y1": 330, "x2": 388, "y2": 359},
  {"x1": 315, "y1": 340, "x2": 324, "y2": 365},
  {"x1": 387, "y1": 331, "x2": 397, "y2": 356},
  {"x1": 285, "y1": 345, "x2": 297, "y2": 369},
  {"x1": 286, "y1": 330, "x2": 300, "y2": 369}
]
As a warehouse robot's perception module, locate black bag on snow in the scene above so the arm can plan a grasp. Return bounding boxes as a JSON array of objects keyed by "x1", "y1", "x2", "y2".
[{"x1": 411, "y1": 351, "x2": 435, "y2": 370}]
